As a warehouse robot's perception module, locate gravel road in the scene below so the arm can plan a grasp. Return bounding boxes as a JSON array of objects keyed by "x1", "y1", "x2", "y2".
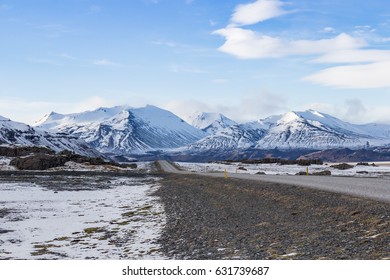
[{"x1": 157, "y1": 161, "x2": 390, "y2": 204}]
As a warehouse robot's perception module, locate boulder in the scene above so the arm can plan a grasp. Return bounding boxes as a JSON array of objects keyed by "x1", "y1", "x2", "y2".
[
  {"x1": 330, "y1": 163, "x2": 354, "y2": 170},
  {"x1": 10, "y1": 154, "x2": 68, "y2": 170}
]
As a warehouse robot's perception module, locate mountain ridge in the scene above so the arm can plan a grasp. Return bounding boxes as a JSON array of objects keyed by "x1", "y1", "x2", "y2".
[
  {"x1": 35, "y1": 105, "x2": 207, "y2": 154},
  {"x1": 3, "y1": 106, "x2": 390, "y2": 161},
  {"x1": 0, "y1": 115, "x2": 100, "y2": 157}
]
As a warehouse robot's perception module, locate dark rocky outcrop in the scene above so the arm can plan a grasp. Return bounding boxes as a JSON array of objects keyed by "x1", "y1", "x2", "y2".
[
  {"x1": 0, "y1": 146, "x2": 54, "y2": 157},
  {"x1": 8, "y1": 149, "x2": 137, "y2": 171},
  {"x1": 10, "y1": 154, "x2": 68, "y2": 170}
]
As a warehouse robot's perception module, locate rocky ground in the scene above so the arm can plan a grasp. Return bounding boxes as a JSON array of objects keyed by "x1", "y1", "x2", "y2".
[{"x1": 155, "y1": 174, "x2": 390, "y2": 260}]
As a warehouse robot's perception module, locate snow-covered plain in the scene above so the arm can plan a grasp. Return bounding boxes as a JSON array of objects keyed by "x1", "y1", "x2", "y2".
[
  {"x1": 0, "y1": 175, "x2": 166, "y2": 260},
  {"x1": 177, "y1": 161, "x2": 390, "y2": 177}
]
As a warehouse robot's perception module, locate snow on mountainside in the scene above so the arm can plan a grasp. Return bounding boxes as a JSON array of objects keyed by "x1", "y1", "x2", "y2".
[
  {"x1": 0, "y1": 115, "x2": 99, "y2": 156},
  {"x1": 187, "y1": 112, "x2": 237, "y2": 134},
  {"x1": 186, "y1": 122, "x2": 266, "y2": 152},
  {"x1": 184, "y1": 109, "x2": 390, "y2": 152},
  {"x1": 255, "y1": 110, "x2": 390, "y2": 149},
  {"x1": 35, "y1": 105, "x2": 207, "y2": 154}
]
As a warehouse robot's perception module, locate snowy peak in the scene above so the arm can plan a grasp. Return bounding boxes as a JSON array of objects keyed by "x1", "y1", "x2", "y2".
[
  {"x1": 186, "y1": 121, "x2": 267, "y2": 152},
  {"x1": 0, "y1": 115, "x2": 10, "y2": 121},
  {"x1": 188, "y1": 112, "x2": 237, "y2": 134},
  {"x1": 35, "y1": 105, "x2": 207, "y2": 154},
  {"x1": 256, "y1": 110, "x2": 390, "y2": 149},
  {"x1": 186, "y1": 108, "x2": 390, "y2": 152},
  {"x1": 276, "y1": 111, "x2": 303, "y2": 126},
  {"x1": 35, "y1": 106, "x2": 131, "y2": 130}
]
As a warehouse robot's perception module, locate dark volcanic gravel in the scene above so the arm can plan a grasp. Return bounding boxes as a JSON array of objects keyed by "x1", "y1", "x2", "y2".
[{"x1": 155, "y1": 174, "x2": 390, "y2": 260}]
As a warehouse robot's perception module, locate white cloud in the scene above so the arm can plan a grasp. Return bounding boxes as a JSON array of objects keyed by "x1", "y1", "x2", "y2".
[
  {"x1": 213, "y1": 28, "x2": 365, "y2": 59},
  {"x1": 302, "y1": 101, "x2": 390, "y2": 124},
  {"x1": 230, "y1": 0, "x2": 290, "y2": 27},
  {"x1": 72, "y1": 96, "x2": 115, "y2": 113},
  {"x1": 323, "y1": 27, "x2": 336, "y2": 34},
  {"x1": 214, "y1": 1, "x2": 390, "y2": 89},
  {"x1": 163, "y1": 100, "x2": 214, "y2": 122},
  {"x1": 93, "y1": 59, "x2": 120, "y2": 67},
  {"x1": 209, "y1": 20, "x2": 217, "y2": 27},
  {"x1": 304, "y1": 60, "x2": 390, "y2": 89},
  {"x1": 163, "y1": 91, "x2": 288, "y2": 123},
  {"x1": 169, "y1": 64, "x2": 209, "y2": 74},
  {"x1": 312, "y1": 49, "x2": 390, "y2": 64}
]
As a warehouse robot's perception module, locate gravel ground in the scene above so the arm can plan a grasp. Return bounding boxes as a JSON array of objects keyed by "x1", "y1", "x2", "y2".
[{"x1": 155, "y1": 174, "x2": 390, "y2": 260}]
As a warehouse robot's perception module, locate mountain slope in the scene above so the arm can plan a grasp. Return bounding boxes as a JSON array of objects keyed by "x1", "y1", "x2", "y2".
[
  {"x1": 186, "y1": 122, "x2": 266, "y2": 152},
  {"x1": 35, "y1": 105, "x2": 207, "y2": 154},
  {"x1": 187, "y1": 112, "x2": 237, "y2": 134},
  {"x1": 256, "y1": 110, "x2": 390, "y2": 149},
  {"x1": 183, "y1": 109, "x2": 390, "y2": 153},
  {"x1": 0, "y1": 115, "x2": 99, "y2": 156}
]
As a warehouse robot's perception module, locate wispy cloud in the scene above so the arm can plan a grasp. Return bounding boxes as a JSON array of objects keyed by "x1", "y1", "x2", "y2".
[
  {"x1": 27, "y1": 58, "x2": 62, "y2": 66},
  {"x1": 151, "y1": 40, "x2": 210, "y2": 53},
  {"x1": 93, "y1": 59, "x2": 121, "y2": 67},
  {"x1": 59, "y1": 53, "x2": 76, "y2": 60},
  {"x1": 304, "y1": 61, "x2": 390, "y2": 89},
  {"x1": 322, "y1": 27, "x2": 336, "y2": 34},
  {"x1": 209, "y1": 20, "x2": 217, "y2": 27},
  {"x1": 32, "y1": 23, "x2": 72, "y2": 38},
  {"x1": 151, "y1": 40, "x2": 187, "y2": 48},
  {"x1": 164, "y1": 91, "x2": 288, "y2": 123},
  {"x1": 88, "y1": 5, "x2": 102, "y2": 15},
  {"x1": 143, "y1": 0, "x2": 160, "y2": 4},
  {"x1": 213, "y1": 28, "x2": 364, "y2": 59},
  {"x1": 230, "y1": 0, "x2": 291, "y2": 27},
  {"x1": 303, "y1": 100, "x2": 390, "y2": 124},
  {"x1": 169, "y1": 64, "x2": 209, "y2": 74}
]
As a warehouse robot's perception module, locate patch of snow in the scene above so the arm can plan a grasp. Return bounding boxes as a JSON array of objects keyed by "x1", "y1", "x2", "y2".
[
  {"x1": 177, "y1": 162, "x2": 390, "y2": 177},
  {"x1": 0, "y1": 157, "x2": 16, "y2": 171},
  {"x1": 0, "y1": 176, "x2": 166, "y2": 259},
  {"x1": 188, "y1": 112, "x2": 237, "y2": 134}
]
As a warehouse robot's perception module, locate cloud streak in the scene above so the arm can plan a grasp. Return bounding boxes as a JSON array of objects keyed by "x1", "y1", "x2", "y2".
[
  {"x1": 304, "y1": 61, "x2": 390, "y2": 89},
  {"x1": 93, "y1": 59, "x2": 120, "y2": 67},
  {"x1": 230, "y1": 0, "x2": 290, "y2": 27},
  {"x1": 213, "y1": 28, "x2": 364, "y2": 59}
]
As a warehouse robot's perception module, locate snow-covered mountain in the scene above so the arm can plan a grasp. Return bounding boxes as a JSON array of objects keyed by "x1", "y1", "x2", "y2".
[
  {"x1": 255, "y1": 110, "x2": 390, "y2": 149},
  {"x1": 187, "y1": 112, "x2": 237, "y2": 134},
  {"x1": 27, "y1": 105, "x2": 390, "y2": 157},
  {"x1": 35, "y1": 105, "x2": 207, "y2": 154},
  {"x1": 183, "y1": 109, "x2": 390, "y2": 152},
  {"x1": 186, "y1": 122, "x2": 267, "y2": 152},
  {"x1": 0, "y1": 115, "x2": 99, "y2": 156}
]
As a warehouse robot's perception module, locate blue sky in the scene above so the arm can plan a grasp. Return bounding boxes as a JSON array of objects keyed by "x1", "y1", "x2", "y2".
[{"x1": 1, "y1": 0, "x2": 390, "y2": 124}]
